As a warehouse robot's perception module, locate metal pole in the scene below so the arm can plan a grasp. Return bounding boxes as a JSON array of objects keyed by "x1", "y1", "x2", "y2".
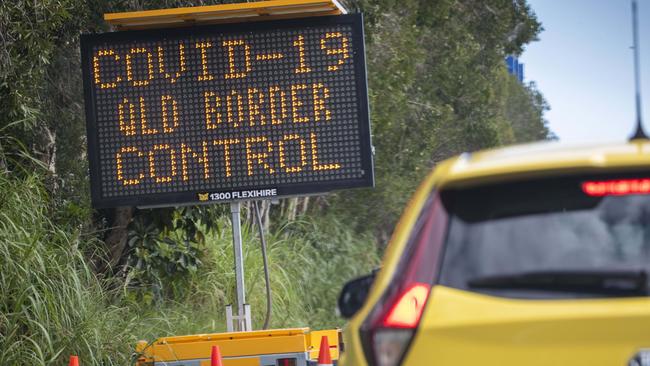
[
  {"x1": 225, "y1": 305, "x2": 234, "y2": 332},
  {"x1": 230, "y1": 201, "x2": 247, "y2": 331},
  {"x1": 630, "y1": 0, "x2": 646, "y2": 138},
  {"x1": 632, "y1": 0, "x2": 643, "y2": 124}
]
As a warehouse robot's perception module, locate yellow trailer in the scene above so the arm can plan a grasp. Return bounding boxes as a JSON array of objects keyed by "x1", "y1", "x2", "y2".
[{"x1": 135, "y1": 328, "x2": 341, "y2": 366}]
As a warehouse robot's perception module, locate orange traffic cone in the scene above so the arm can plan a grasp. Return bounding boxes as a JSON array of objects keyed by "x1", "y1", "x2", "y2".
[
  {"x1": 68, "y1": 355, "x2": 79, "y2": 366},
  {"x1": 211, "y1": 345, "x2": 223, "y2": 366},
  {"x1": 317, "y1": 336, "x2": 333, "y2": 366}
]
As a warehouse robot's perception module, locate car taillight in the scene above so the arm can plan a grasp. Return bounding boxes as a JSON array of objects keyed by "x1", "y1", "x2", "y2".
[
  {"x1": 382, "y1": 283, "x2": 431, "y2": 328},
  {"x1": 582, "y1": 178, "x2": 650, "y2": 196},
  {"x1": 360, "y1": 194, "x2": 448, "y2": 366},
  {"x1": 371, "y1": 283, "x2": 431, "y2": 366}
]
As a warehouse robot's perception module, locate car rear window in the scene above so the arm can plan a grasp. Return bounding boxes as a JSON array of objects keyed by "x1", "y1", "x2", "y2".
[{"x1": 437, "y1": 172, "x2": 650, "y2": 299}]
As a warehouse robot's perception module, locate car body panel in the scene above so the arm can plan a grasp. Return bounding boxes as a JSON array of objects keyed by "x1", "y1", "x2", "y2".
[
  {"x1": 437, "y1": 140, "x2": 650, "y2": 189},
  {"x1": 403, "y1": 286, "x2": 650, "y2": 365},
  {"x1": 340, "y1": 140, "x2": 650, "y2": 366}
]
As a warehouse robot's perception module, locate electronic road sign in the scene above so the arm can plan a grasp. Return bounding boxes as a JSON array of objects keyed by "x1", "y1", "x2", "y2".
[{"x1": 81, "y1": 14, "x2": 373, "y2": 208}]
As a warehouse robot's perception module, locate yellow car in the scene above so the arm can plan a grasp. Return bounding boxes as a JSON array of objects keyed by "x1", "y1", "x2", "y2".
[{"x1": 338, "y1": 140, "x2": 650, "y2": 366}]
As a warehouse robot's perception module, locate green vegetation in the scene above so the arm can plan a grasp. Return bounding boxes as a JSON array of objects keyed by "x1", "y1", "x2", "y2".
[
  {"x1": 0, "y1": 169, "x2": 379, "y2": 364},
  {"x1": 1, "y1": 0, "x2": 551, "y2": 364}
]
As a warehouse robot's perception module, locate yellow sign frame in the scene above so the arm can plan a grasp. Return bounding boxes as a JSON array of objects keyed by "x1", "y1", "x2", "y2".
[{"x1": 105, "y1": 0, "x2": 347, "y2": 30}]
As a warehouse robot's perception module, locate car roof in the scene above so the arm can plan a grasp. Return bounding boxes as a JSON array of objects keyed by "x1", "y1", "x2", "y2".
[{"x1": 433, "y1": 139, "x2": 650, "y2": 189}]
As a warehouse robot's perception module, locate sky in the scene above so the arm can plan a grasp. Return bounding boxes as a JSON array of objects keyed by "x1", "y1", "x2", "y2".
[{"x1": 520, "y1": 0, "x2": 650, "y2": 144}]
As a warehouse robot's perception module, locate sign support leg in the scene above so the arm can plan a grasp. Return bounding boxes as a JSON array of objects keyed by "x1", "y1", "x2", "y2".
[{"x1": 227, "y1": 201, "x2": 251, "y2": 331}]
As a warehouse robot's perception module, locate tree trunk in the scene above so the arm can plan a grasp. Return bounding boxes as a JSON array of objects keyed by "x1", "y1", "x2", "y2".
[
  {"x1": 104, "y1": 206, "x2": 134, "y2": 271},
  {"x1": 284, "y1": 197, "x2": 298, "y2": 222},
  {"x1": 299, "y1": 196, "x2": 310, "y2": 216}
]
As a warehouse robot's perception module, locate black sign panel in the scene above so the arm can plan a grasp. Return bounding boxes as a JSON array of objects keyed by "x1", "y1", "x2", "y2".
[{"x1": 81, "y1": 14, "x2": 373, "y2": 208}]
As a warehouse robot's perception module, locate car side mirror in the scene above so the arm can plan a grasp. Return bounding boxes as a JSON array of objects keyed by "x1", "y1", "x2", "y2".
[{"x1": 337, "y1": 271, "x2": 377, "y2": 319}]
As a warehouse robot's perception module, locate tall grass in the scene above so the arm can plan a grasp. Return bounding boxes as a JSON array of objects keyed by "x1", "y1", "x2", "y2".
[
  {"x1": 128, "y1": 213, "x2": 382, "y2": 340},
  {"x1": 179, "y1": 214, "x2": 382, "y2": 332},
  {"x1": 0, "y1": 168, "x2": 381, "y2": 364},
  {"x1": 0, "y1": 172, "x2": 139, "y2": 365}
]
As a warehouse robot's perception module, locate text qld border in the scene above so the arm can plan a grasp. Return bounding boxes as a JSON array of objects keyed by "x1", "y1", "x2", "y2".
[{"x1": 81, "y1": 14, "x2": 373, "y2": 208}]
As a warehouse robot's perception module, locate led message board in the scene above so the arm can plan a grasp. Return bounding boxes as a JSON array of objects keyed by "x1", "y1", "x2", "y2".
[{"x1": 81, "y1": 14, "x2": 373, "y2": 208}]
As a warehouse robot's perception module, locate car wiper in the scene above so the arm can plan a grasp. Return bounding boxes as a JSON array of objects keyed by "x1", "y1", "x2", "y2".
[{"x1": 467, "y1": 269, "x2": 648, "y2": 296}]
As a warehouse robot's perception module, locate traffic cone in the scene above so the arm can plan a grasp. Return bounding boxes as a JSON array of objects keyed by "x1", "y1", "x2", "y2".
[
  {"x1": 317, "y1": 336, "x2": 333, "y2": 366},
  {"x1": 211, "y1": 345, "x2": 223, "y2": 366},
  {"x1": 68, "y1": 355, "x2": 79, "y2": 366}
]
